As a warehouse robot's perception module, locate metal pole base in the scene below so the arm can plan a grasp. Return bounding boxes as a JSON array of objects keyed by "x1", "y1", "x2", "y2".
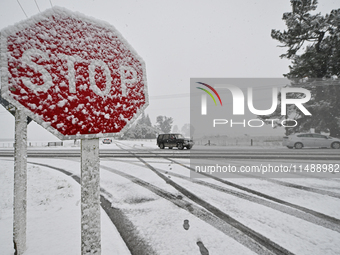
[{"x1": 81, "y1": 138, "x2": 101, "y2": 255}]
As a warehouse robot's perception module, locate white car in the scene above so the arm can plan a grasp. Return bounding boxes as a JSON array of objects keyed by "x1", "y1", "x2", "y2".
[
  {"x1": 102, "y1": 138, "x2": 112, "y2": 144},
  {"x1": 283, "y1": 133, "x2": 340, "y2": 149}
]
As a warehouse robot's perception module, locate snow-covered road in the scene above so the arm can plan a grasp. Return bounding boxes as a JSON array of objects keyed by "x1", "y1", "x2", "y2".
[{"x1": 1, "y1": 140, "x2": 340, "y2": 255}]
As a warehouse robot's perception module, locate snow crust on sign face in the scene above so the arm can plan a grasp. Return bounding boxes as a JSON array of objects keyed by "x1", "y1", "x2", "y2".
[{"x1": 0, "y1": 6, "x2": 148, "y2": 140}]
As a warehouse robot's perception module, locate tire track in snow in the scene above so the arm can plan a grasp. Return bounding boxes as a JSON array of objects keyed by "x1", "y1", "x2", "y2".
[
  {"x1": 27, "y1": 158, "x2": 280, "y2": 254},
  {"x1": 100, "y1": 164, "x2": 291, "y2": 255},
  {"x1": 135, "y1": 157, "x2": 295, "y2": 255},
  {"x1": 114, "y1": 141, "x2": 340, "y2": 199},
  {"x1": 263, "y1": 178, "x2": 340, "y2": 199},
  {"x1": 104, "y1": 153, "x2": 340, "y2": 233},
  {"x1": 26, "y1": 161, "x2": 157, "y2": 255},
  {"x1": 114, "y1": 142, "x2": 340, "y2": 224},
  {"x1": 169, "y1": 158, "x2": 340, "y2": 226},
  {"x1": 113, "y1": 143, "x2": 295, "y2": 255},
  {"x1": 154, "y1": 167, "x2": 340, "y2": 233}
]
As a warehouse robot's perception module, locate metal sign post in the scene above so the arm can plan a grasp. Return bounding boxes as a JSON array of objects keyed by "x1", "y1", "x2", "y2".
[
  {"x1": 81, "y1": 138, "x2": 101, "y2": 254},
  {"x1": 13, "y1": 109, "x2": 27, "y2": 255}
]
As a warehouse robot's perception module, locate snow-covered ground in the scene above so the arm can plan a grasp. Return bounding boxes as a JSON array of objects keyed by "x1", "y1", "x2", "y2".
[
  {"x1": 0, "y1": 159, "x2": 130, "y2": 255},
  {"x1": 1, "y1": 140, "x2": 340, "y2": 254}
]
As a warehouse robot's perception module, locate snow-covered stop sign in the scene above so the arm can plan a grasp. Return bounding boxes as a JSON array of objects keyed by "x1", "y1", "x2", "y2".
[{"x1": 0, "y1": 7, "x2": 148, "y2": 140}]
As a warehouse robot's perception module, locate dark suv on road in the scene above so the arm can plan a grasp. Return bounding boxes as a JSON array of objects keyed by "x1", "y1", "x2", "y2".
[{"x1": 157, "y1": 133, "x2": 194, "y2": 150}]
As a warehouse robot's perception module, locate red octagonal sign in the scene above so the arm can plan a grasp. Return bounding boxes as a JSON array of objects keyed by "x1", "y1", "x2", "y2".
[{"x1": 0, "y1": 7, "x2": 148, "y2": 140}]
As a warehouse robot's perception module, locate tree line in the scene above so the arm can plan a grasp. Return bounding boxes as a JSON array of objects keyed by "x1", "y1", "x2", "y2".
[{"x1": 122, "y1": 113, "x2": 192, "y2": 139}]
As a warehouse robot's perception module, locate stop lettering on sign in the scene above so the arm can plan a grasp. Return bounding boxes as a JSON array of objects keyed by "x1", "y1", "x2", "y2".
[{"x1": 20, "y1": 48, "x2": 137, "y2": 97}]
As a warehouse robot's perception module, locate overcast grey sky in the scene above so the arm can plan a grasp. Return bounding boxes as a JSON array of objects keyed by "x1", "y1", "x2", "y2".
[{"x1": 0, "y1": 0, "x2": 339, "y2": 141}]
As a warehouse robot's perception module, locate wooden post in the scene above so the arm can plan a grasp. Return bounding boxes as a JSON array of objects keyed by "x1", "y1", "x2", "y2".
[
  {"x1": 13, "y1": 109, "x2": 27, "y2": 255},
  {"x1": 81, "y1": 138, "x2": 101, "y2": 254}
]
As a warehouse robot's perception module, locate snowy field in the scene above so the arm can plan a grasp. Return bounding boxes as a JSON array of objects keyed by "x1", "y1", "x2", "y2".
[
  {"x1": 0, "y1": 159, "x2": 130, "y2": 255},
  {"x1": 1, "y1": 140, "x2": 340, "y2": 255}
]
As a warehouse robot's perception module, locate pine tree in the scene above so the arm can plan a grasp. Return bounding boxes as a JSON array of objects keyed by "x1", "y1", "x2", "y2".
[
  {"x1": 145, "y1": 114, "x2": 152, "y2": 127},
  {"x1": 260, "y1": 0, "x2": 340, "y2": 137},
  {"x1": 123, "y1": 113, "x2": 157, "y2": 139}
]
